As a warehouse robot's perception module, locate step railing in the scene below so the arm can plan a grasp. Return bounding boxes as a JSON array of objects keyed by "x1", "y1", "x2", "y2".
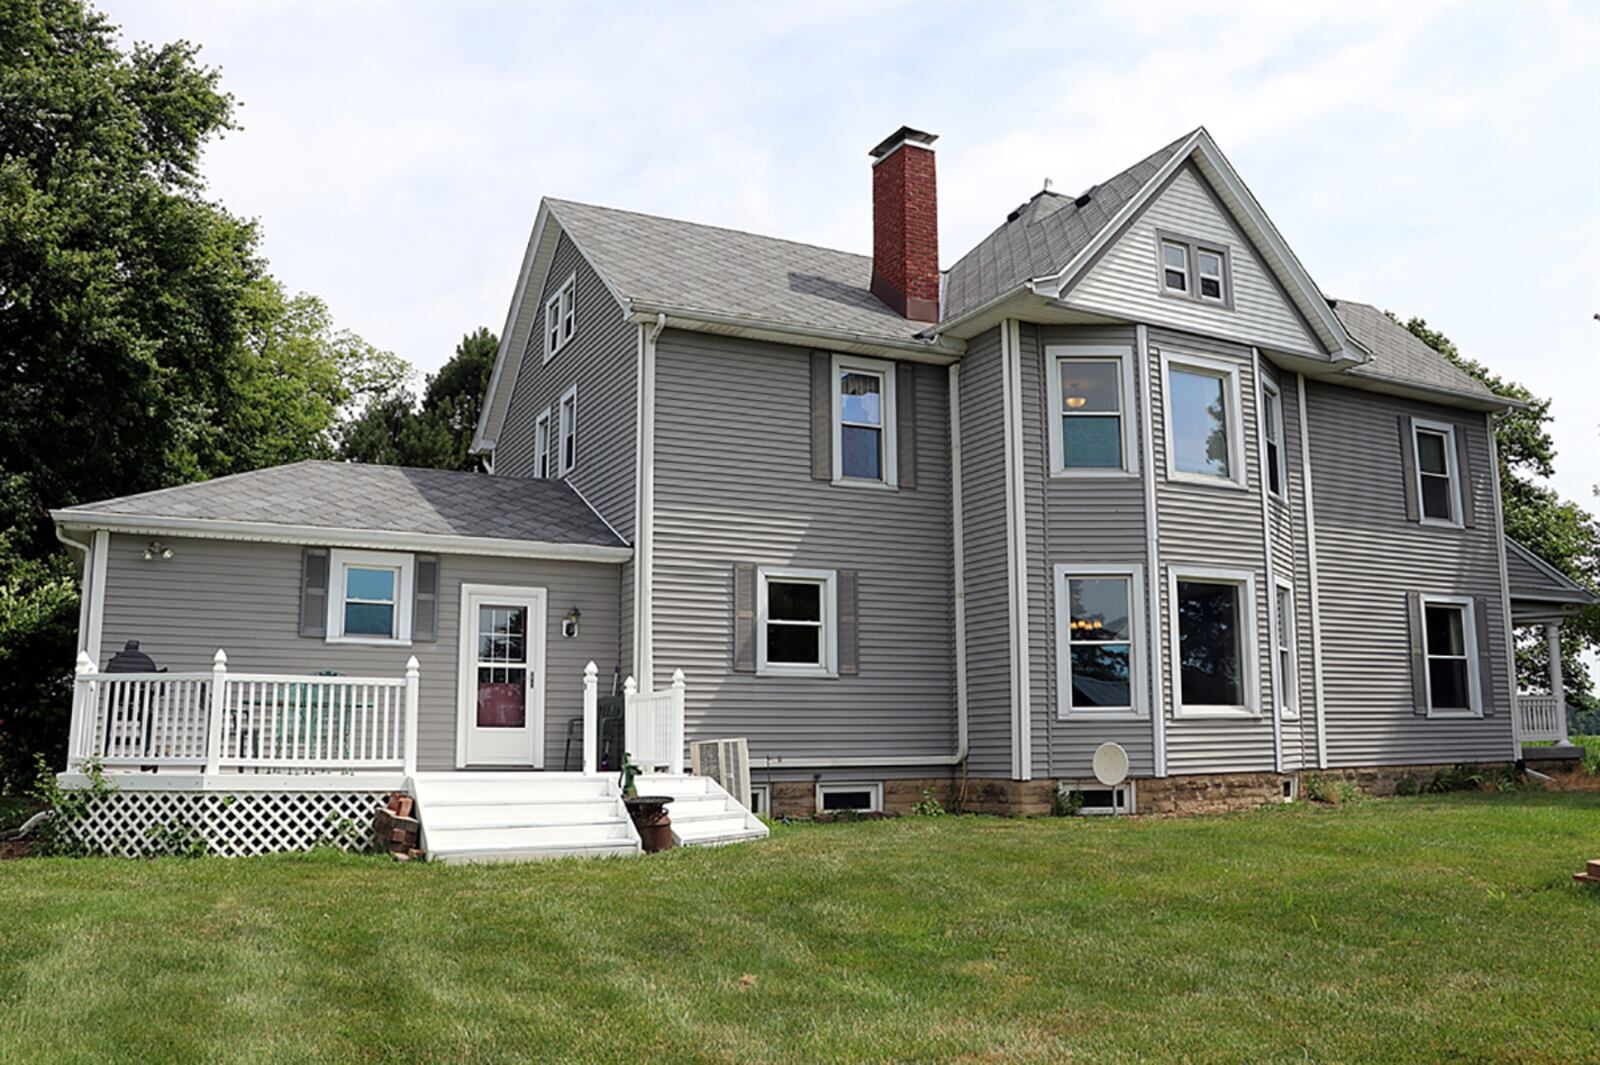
[
  {"x1": 1517, "y1": 693, "x2": 1568, "y2": 744},
  {"x1": 583, "y1": 663, "x2": 685, "y2": 776},
  {"x1": 70, "y1": 650, "x2": 420, "y2": 775}
]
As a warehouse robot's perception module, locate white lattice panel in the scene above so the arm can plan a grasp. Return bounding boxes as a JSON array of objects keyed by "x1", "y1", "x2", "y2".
[{"x1": 65, "y1": 789, "x2": 392, "y2": 858}]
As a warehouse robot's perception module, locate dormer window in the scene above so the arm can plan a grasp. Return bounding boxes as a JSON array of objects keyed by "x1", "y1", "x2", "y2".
[
  {"x1": 1161, "y1": 241, "x2": 1188, "y2": 293},
  {"x1": 544, "y1": 273, "x2": 577, "y2": 361}
]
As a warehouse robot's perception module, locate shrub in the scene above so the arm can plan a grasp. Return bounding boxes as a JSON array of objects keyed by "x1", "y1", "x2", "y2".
[
  {"x1": 1304, "y1": 775, "x2": 1360, "y2": 805},
  {"x1": 1052, "y1": 788, "x2": 1084, "y2": 817},
  {"x1": 1393, "y1": 775, "x2": 1421, "y2": 797},
  {"x1": 26, "y1": 754, "x2": 114, "y2": 856},
  {"x1": 909, "y1": 789, "x2": 946, "y2": 817}
]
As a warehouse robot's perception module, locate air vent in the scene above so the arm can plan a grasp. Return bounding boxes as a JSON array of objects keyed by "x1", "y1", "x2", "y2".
[{"x1": 1074, "y1": 185, "x2": 1098, "y2": 208}]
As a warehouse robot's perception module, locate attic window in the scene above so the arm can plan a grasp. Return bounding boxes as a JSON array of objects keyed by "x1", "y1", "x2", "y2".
[
  {"x1": 1157, "y1": 232, "x2": 1231, "y2": 308},
  {"x1": 1161, "y1": 241, "x2": 1188, "y2": 292},
  {"x1": 544, "y1": 273, "x2": 577, "y2": 361},
  {"x1": 1197, "y1": 250, "x2": 1224, "y2": 301}
]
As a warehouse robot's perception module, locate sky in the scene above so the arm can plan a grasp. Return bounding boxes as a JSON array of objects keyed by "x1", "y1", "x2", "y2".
[{"x1": 103, "y1": 0, "x2": 1599, "y2": 508}]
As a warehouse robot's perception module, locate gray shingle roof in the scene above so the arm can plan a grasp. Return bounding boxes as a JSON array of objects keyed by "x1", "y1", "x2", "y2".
[
  {"x1": 1328, "y1": 299, "x2": 1499, "y2": 401},
  {"x1": 546, "y1": 198, "x2": 925, "y2": 344},
  {"x1": 60, "y1": 462, "x2": 626, "y2": 547},
  {"x1": 941, "y1": 133, "x2": 1192, "y2": 322},
  {"x1": 1506, "y1": 538, "x2": 1597, "y2": 604}
]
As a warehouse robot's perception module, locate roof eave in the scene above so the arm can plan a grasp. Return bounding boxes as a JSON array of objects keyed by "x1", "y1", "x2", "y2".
[{"x1": 626, "y1": 302, "x2": 964, "y2": 362}]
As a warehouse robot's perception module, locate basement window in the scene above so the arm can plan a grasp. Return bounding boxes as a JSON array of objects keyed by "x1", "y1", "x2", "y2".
[
  {"x1": 1063, "y1": 782, "x2": 1134, "y2": 816},
  {"x1": 816, "y1": 782, "x2": 882, "y2": 814},
  {"x1": 748, "y1": 784, "x2": 770, "y2": 816}
]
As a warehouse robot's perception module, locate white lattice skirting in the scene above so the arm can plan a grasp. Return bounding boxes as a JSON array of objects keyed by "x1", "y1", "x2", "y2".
[{"x1": 64, "y1": 789, "x2": 392, "y2": 857}]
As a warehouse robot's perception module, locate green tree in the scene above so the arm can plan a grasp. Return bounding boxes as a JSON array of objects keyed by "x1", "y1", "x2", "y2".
[
  {"x1": 1400, "y1": 316, "x2": 1600, "y2": 713},
  {"x1": 339, "y1": 327, "x2": 498, "y2": 471}
]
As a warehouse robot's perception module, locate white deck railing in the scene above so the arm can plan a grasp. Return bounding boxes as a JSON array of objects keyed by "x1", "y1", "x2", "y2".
[
  {"x1": 1518, "y1": 694, "x2": 1568, "y2": 744},
  {"x1": 581, "y1": 663, "x2": 685, "y2": 776},
  {"x1": 70, "y1": 650, "x2": 420, "y2": 775}
]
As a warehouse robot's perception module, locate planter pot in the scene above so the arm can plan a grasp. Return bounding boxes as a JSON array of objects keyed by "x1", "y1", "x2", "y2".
[{"x1": 623, "y1": 796, "x2": 675, "y2": 853}]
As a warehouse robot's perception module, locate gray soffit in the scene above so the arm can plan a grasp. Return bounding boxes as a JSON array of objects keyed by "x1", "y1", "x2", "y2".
[{"x1": 53, "y1": 461, "x2": 628, "y2": 549}]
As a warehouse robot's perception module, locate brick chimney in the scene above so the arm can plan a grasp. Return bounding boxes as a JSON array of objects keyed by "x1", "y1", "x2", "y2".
[{"x1": 869, "y1": 126, "x2": 939, "y2": 322}]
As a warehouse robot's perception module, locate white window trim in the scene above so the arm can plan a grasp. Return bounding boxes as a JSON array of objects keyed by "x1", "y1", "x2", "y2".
[
  {"x1": 1421, "y1": 594, "x2": 1483, "y2": 718},
  {"x1": 1045, "y1": 345, "x2": 1139, "y2": 478},
  {"x1": 1061, "y1": 780, "x2": 1136, "y2": 816},
  {"x1": 831, "y1": 353, "x2": 898, "y2": 488},
  {"x1": 1411, "y1": 418, "x2": 1464, "y2": 528},
  {"x1": 1160, "y1": 350, "x2": 1247, "y2": 490},
  {"x1": 1167, "y1": 564, "x2": 1260, "y2": 719},
  {"x1": 533, "y1": 407, "x2": 551, "y2": 479},
  {"x1": 557, "y1": 385, "x2": 578, "y2": 477},
  {"x1": 1053, "y1": 562, "x2": 1147, "y2": 720},
  {"x1": 1261, "y1": 378, "x2": 1287, "y2": 502},
  {"x1": 543, "y1": 273, "x2": 576, "y2": 363},
  {"x1": 756, "y1": 566, "x2": 838, "y2": 678},
  {"x1": 326, "y1": 548, "x2": 415, "y2": 646},
  {"x1": 1159, "y1": 239, "x2": 1190, "y2": 294},
  {"x1": 816, "y1": 781, "x2": 882, "y2": 814},
  {"x1": 1273, "y1": 577, "x2": 1299, "y2": 721}
]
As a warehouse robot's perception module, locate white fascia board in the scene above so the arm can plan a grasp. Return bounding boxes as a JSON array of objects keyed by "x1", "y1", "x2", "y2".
[
  {"x1": 625, "y1": 305, "x2": 963, "y2": 364},
  {"x1": 473, "y1": 200, "x2": 553, "y2": 455},
  {"x1": 50, "y1": 511, "x2": 633, "y2": 564}
]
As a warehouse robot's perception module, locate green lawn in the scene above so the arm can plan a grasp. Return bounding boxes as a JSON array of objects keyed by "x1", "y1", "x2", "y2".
[{"x1": 2, "y1": 794, "x2": 1598, "y2": 1063}]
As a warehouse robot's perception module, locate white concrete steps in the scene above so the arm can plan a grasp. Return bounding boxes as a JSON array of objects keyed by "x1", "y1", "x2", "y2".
[
  {"x1": 639, "y1": 773, "x2": 769, "y2": 847},
  {"x1": 411, "y1": 772, "x2": 641, "y2": 863}
]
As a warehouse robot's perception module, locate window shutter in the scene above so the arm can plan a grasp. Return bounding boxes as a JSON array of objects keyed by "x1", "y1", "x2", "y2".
[
  {"x1": 1455, "y1": 428, "x2": 1476, "y2": 528},
  {"x1": 838, "y1": 569, "x2": 860, "y2": 676},
  {"x1": 299, "y1": 547, "x2": 329, "y2": 638},
  {"x1": 1475, "y1": 597, "x2": 1494, "y2": 715},
  {"x1": 1407, "y1": 591, "x2": 1428, "y2": 715},
  {"x1": 810, "y1": 352, "x2": 832, "y2": 481},
  {"x1": 896, "y1": 362, "x2": 917, "y2": 489},
  {"x1": 413, "y1": 555, "x2": 440, "y2": 642},
  {"x1": 732, "y1": 564, "x2": 757, "y2": 673},
  {"x1": 1398, "y1": 415, "x2": 1420, "y2": 522}
]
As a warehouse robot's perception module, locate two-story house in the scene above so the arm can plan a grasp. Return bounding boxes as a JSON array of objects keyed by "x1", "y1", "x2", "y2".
[{"x1": 50, "y1": 126, "x2": 1592, "y2": 859}]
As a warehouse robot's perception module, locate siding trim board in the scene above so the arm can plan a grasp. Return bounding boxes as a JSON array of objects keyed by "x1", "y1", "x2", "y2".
[
  {"x1": 1253, "y1": 348, "x2": 1284, "y2": 773},
  {"x1": 1000, "y1": 319, "x2": 1034, "y2": 780},
  {"x1": 1296, "y1": 372, "x2": 1330, "y2": 767},
  {"x1": 1488, "y1": 419, "x2": 1523, "y2": 754},
  {"x1": 1136, "y1": 324, "x2": 1168, "y2": 776}
]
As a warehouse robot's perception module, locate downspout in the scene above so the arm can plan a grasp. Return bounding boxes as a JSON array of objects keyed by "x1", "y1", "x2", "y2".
[
  {"x1": 1488, "y1": 410, "x2": 1521, "y2": 758},
  {"x1": 948, "y1": 363, "x2": 970, "y2": 766},
  {"x1": 632, "y1": 312, "x2": 666, "y2": 689},
  {"x1": 55, "y1": 525, "x2": 94, "y2": 657}
]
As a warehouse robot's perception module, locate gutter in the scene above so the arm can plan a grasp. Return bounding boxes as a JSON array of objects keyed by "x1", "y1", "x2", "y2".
[{"x1": 624, "y1": 303, "x2": 963, "y2": 363}]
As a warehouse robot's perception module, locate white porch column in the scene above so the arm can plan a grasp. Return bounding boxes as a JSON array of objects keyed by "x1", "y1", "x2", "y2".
[
  {"x1": 669, "y1": 669, "x2": 686, "y2": 775},
  {"x1": 582, "y1": 661, "x2": 599, "y2": 775},
  {"x1": 1546, "y1": 621, "x2": 1571, "y2": 746},
  {"x1": 403, "y1": 656, "x2": 420, "y2": 776},
  {"x1": 204, "y1": 649, "x2": 227, "y2": 774},
  {"x1": 68, "y1": 651, "x2": 95, "y2": 769}
]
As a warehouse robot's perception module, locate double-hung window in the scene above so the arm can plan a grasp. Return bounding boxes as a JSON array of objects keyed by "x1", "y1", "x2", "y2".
[
  {"x1": 1055, "y1": 564, "x2": 1145, "y2": 719},
  {"x1": 1411, "y1": 419, "x2": 1461, "y2": 525},
  {"x1": 1162, "y1": 353, "x2": 1244, "y2": 487},
  {"x1": 756, "y1": 567, "x2": 837, "y2": 676},
  {"x1": 1169, "y1": 566, "x2": 1258, "y2": 717},
  {"x1": 1273, "y1": 581, "x2": 1298, "y2": 719},
  {"x1": 544, "y1": 273, "x2": 577, "y2": 361},
  {"x1": 1158, "y1": 232, "x2": 1230, "y2": 306},
  {"x1": 1420, "y1": 596, "x2": 1480, "y2": 716},
  {"x1": 326, "y1": 549, "x2": 414, "y2": 644},
  {"x1": 533, "y1": 407, "x2": 552, "y2": 479},
  {"x1": 832, "y1": 354, "x2": 897, "y2": 485},
  {"x1": 1160, "y1": 240, "x2": 1189, "y2": 293},
  {"x1": 557, "y1": 386, "x2": 577, "y2": 476},
  {"x1": 1047, "y1": 347, "x2": 1137, "y2": 475},
  {"x1": 1261, "y1": 379, "x2": 1286, "y2": 499}
]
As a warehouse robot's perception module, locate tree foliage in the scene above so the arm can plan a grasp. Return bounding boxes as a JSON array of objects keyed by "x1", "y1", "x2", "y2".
[
  {"x1": 1399, "y1": 316, "x2": 1599, "y2": 710},
  {"x1": 0, "y1": 0, "x2": 407, "y2": 788},
  {"x1": 339, "y1": 327, "x2": 497, "y2": 471}
]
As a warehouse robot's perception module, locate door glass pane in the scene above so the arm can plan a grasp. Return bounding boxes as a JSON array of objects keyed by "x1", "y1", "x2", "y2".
[
  {"x1": 1169, "y1": 369, "x2": 1231, "y2": 477},
  {"x1": 768, "y1": 581, "x2": 821, "y2": 622},
  {"x1": 766, "y1": 623, "x2": 820, "y2": 664},
  {"x1": 344, "y1": 602, "x2": 394, "y2": 637},
  {"x1": 1059, "y1": 361, "x2": 1119, "y2": 413},
  {"x1": 839, "y1": 372, "x2": 882, "y2": 425},
  {"x1": 1069, "y1": 578, "x2": 1131, "y2": 641},
  {"x1": 1429, "y1": 659, "x2": 1470, "y2": 709},
  {"x1": 477, "y1": 667, "x2": 527, "y2": 728},
  {"x1": 841, "y1": 425, "x2": 882, "y2": 479},
  {"x1": 1424, "y1": 605, "x2": 1464, "y2": 657},
  {"x1": 1416, "y1": 431, "x2": 1448, "y2": 474},
  {"x1": 476, "y1": 605, "x2": 529, "y2": 728},
  {"x1": 1063, "y1": 416, "x2": 1123, "y2": 469},
  {"x1": 1177, "y1": 580, "x2": 1242, "y2": 706},
  {"x1": 1071, "y1": 644, "x2": 1131, "y2": 708}
]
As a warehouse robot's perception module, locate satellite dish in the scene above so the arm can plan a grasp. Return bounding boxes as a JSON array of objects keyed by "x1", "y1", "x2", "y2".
[{"x1": 1092, "y1": 742, "x2": 1129, "y2": 786}]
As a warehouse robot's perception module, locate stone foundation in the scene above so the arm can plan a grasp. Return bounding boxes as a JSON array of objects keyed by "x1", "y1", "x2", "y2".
[
  {"x1": 1137, "y1": 771, "x2": 1295, "y2": 816},
  {"x1": 1312, "y1": 761, "x2": 1514, "y2": 797}
]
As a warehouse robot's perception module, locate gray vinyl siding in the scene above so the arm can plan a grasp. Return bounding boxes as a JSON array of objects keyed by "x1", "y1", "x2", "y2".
[
  {"x1": 496, "y1": 231, "x2": 638, "y2": 539},
  {"x1": 1148, "y1": 327, "x2": 1277, "y2": 774},
  {"x1": 1023, "y1": 323, "x2": 1156, "y2": 779},
  {"x1": 1305, "y1": 385, "x2": 1515, "y2": 764},
  {"x1": 650, "y1": 330, "x2": 959, "y2": 764},
  {"x1": 957, "y1": 326, "x2": 1015, "y2": 776},
  {"x1": 94, "y1": 534, "x2": 623, "y2": 772}
]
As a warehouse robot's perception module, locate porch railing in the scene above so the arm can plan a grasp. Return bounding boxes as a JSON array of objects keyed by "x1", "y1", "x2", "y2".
[
  {"x1": 1518, "y1": 694, "x2": 1568, "y2": 744},
  {"x1": 69, "y1": 649, "x2": 420, "y2": 775},
  {"x1": 583, "y1": 662, "x2": 685, "y2": 776}
]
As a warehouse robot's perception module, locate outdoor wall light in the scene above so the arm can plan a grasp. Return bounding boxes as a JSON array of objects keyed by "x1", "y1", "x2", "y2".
[
  {"x1": 562, "y1": 605, "x2": 581, "y2": 639},
  {"x1": 142, "y1": 540, "x2": 173, "y2": 561}
]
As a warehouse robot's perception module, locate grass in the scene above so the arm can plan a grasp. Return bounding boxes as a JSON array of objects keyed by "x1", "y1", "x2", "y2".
[{"x1": 2, "y1": 794, "x2": 1598, "y2": 1063}]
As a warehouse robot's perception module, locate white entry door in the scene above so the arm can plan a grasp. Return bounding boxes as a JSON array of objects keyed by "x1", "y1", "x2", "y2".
[{"x1": 458, "y1": 584, "x2": 547, "y2": 767}]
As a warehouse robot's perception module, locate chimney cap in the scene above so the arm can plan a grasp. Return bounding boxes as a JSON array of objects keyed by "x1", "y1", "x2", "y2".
[{"x1": 869, "y1": 126, "x2": 939, "y2": 160}]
